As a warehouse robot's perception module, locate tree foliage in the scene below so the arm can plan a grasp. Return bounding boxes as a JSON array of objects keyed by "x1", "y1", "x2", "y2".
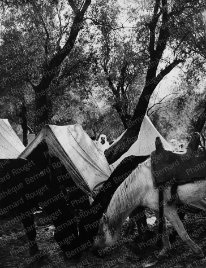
[{"x1": 0, "y1": 0, "x2": 206, "y2": 145}]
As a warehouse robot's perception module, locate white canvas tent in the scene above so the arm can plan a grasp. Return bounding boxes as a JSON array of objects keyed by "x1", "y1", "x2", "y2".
[
  {"x1": 19, "y1": 124, "x2": 112, "y2": 196},
  {"x1": 18, "y1": 118, "x2": 172, "y2": 196},
  {"x1": 0, "y1": 119, "x2": 25, "y2": 158},
  {"x1": 110, "y1": 115, "x2": 173, "y2": 168}
]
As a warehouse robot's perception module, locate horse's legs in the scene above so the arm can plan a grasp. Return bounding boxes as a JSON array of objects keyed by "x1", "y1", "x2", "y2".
[
  {"x1": 130, "y1": 206, "x2": 154, "y2": 240},
  {"x1": 169, "y1": 198, "x2": 206, "y2": 243},
  {"x1": 134, "y1": 207, "x2": 147, "y2": 235},
  {"x1": 158, "y1": 226, "x2": 171, "y2": 257},
  {"x1": 164, "y1": 205, "x2": 204, "y2": 258},
  {"x1": 127, "y1": 208, "x2": 138, "y2": 235},
  {"x1": 169, "y1": 203, "x2": 185, "y2": 243},
  {"x1": 22, "y1": 212, "x2": 39, "y2": 256}
]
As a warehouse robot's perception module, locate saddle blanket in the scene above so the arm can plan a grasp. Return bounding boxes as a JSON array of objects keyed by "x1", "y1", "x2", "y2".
[{"x1": 151, "y1": 150, "x2": 206, "y2": 187}]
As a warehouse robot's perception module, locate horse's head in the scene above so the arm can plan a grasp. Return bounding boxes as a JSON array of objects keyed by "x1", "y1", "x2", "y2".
[{"x1": 93, "y1": 213, "x2": 118, "y2": 250}]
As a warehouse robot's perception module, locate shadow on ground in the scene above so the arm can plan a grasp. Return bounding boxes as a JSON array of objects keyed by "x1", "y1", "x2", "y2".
[{"x1": 0, "y1": 212, "x2": 206, "y2": 268}]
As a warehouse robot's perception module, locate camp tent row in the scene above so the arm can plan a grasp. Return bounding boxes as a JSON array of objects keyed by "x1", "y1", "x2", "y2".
[{"x1": 0, "y1": 117, "x2": 173, "y2": 196}]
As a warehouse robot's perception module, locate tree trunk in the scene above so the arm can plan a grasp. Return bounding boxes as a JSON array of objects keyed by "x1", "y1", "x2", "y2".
[
  {"x1": 113, "y1": 102, "x2": 129, "y2": 129},
  {"x1": 78, "y1": 0, "x2": 183, "y2": 255},
  {"x1": 34, "y1": 84, "x2": 49, "y2": 133},
  {"x1": 194, "y1": 105, "x2": 206, "y2": 133},
  {"x1": 105, "y1": 78, "x2": 157, "y2": 164},
  {"x1": 196, "y1": 11, "x2": 206, "y2": 133},
  {"x1": 21, "y1": 102, "x2": 28, "y2": 146},
  {"x1": 119, "y1": 114, "x2": 129, "y2": 129},
  {"x1": 104, "y1": 0, "x2": 183, "y2": 164},
  {"x1": 32, "y1": 1, "x2": 91, "y2": 132}
]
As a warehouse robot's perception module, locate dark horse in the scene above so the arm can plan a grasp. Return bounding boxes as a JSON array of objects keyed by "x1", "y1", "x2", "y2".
[{"x1": 0, "y1": 141, "x2": 90, "y2": 261}]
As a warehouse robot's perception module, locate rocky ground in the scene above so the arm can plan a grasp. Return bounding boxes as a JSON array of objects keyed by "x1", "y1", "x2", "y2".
[{"x1": 0, "y1": 211, "x2": 206, "y2": 268}]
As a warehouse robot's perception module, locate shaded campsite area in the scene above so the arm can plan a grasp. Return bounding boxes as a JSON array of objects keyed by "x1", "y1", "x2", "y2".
[
  {"x1": 2, "y1": 1, "x2": 206, "y2": 268},
  {"x1": 1, "y1": 211, "x2": 206, "y2": 268}
]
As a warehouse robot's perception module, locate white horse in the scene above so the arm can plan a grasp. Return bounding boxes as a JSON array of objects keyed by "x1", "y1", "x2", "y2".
[{"x1": 94, "y1": 157, "x2": 206, "y2": 258}]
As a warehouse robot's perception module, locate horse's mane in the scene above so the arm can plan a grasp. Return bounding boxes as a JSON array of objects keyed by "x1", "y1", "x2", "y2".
[{"x1": 105, "y1": 158, "x2": 151, "y2": 232}]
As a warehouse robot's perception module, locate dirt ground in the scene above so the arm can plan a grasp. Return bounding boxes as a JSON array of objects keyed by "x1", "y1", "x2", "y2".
[{"x1": 0, "y1": 212, "x2": 206, "y2": 268}]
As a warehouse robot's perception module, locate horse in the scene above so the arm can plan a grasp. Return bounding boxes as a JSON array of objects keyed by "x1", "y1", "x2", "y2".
[
  {"x1": 93, "y1": 157, "x2": 206, "y2": 259},
  {"x1": 0, "y1": 141, "x2": 90, "y2": 261},
  {"x1": 78, "y1": 155, "x2": 150, "y2": 250}
]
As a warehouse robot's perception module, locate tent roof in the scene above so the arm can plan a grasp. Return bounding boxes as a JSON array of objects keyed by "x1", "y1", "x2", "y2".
[
  {"x1": 0, "y1": 119, "x2": 25, "y2": 158},
  {"x1": 19, "y1": 124, "x2": 112, "y2": 196},
  {"x1": 110, "y1": 115, "x2": 173, "y2": 168}
]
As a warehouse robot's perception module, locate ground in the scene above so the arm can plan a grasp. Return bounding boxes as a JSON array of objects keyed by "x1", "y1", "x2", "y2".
[{"x1": 0, "y1": 212, "x2": 206, "y2": 268}]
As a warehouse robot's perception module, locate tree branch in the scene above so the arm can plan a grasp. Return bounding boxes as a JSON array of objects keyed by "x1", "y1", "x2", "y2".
[
  {"x1": 147, "y1": 92, "x2": 179, "y2": 115},
  {"x1": 84, "y1": 17, "x2": 125, "y2": 31},
  {"x1": 80, "y1": 0, "x2": 91, "y2": 15},
  {"x1": 148, "y1": 0, "x2": 161, "y2": 58},
  {"x1": 168, "y1": 4, "x2": 195, "y2": 18},
  {"x1": 34, "y1": 0, "x2": 91, "y2": 131},
  {"x1": 31, "y1": 2, "x2": 50, "y2": 64},
  {"x1": 117, "y1": 60, "x2": 128, "y2": 93},
  {"x1": 155, "y1": 0, "x2": 169, "y2": 60},
  {"x1": 173, "y1": 32, "x2": 190, "y2": 56},
  {"x1": 56, "y1": 4, "x2": 63, "y2": 50},
  {"x1": 68, "y1": 0, "x2": 79, "y2": 14},
  {"x1": 46, "y1": 0, "x2": 91, "y2": 70},
  {"x1": 102, "y1": 63, "x2": 117, "y2": 95},
  {"x1": 155, "y1": 58, "x2": 183, "y2": 85}
]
